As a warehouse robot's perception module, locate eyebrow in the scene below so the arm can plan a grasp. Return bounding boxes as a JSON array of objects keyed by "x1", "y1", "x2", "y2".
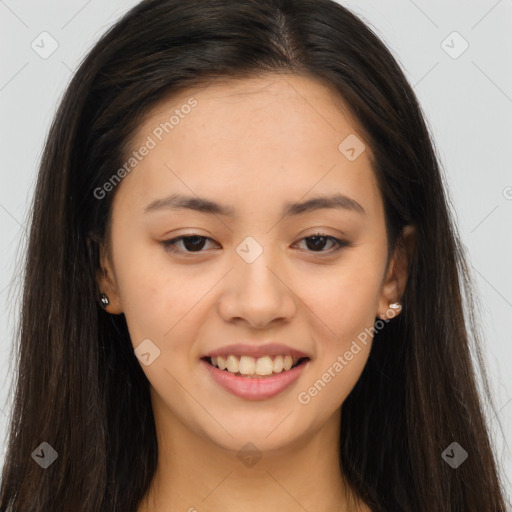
[{"x1": 144, "y1": 192, "x2": 366, "y2": 217}]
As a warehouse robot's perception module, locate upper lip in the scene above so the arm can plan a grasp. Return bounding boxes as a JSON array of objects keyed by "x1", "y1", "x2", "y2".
[{"x1": 202, "y1": 343, "x2": 311, "y2": 360}]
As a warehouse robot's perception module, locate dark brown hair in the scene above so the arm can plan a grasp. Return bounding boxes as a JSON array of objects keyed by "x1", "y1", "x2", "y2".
[{"x1": 0, "y1": 0, "x2": 508, "y2": 510}]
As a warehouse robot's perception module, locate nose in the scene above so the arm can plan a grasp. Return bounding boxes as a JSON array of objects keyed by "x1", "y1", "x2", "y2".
[{"x1": 218, "y1": 254, "x2": 296, "y2": 329}]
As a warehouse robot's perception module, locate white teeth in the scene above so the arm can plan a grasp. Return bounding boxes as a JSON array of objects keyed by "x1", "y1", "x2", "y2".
[
  {"x1": 239, "y1": 356, "x2": 256, "y2": 375},
  {"x1": 273, "y1": 355, "x2": 284, "y2": 373},
  {"x1": 226, "y1": 355, "x2": 239, "y2": 373},
  {"x1": 209, "y1": 354, "x2": 305, "y2": 376},
  {"x1": 255, "y1": 356, "x2": 273, "y2": 375}
]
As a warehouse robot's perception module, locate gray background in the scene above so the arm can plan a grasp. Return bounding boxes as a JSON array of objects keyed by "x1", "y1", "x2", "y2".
[{"x1": 1, "y1": 0, "x2": 511, "y2": 502}]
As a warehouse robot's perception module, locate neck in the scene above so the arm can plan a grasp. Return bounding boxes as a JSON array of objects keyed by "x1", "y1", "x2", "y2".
[{"x1": 138, "y1": 397, "x2": 364, "y2": 512}]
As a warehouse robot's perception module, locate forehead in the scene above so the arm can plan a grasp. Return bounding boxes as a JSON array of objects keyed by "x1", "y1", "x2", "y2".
[
  {"x1": 116, "y1": 73, "x2": 381, "y2": 221},
  {"x1": 139, "y1": 73, "x2": 365, "y2": 141}
]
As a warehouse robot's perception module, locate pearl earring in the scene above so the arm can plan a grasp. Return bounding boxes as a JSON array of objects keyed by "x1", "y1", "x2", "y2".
[{"x1": 100, "y1": 293, "x2": 110, "y2": 308}]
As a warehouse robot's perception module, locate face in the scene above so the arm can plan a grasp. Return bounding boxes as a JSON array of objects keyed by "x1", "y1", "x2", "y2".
[{"x1": 98, "y1": 73, "x2": 409, "y2": 453}]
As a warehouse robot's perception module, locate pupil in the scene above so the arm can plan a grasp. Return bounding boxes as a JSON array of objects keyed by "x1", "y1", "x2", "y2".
[
  {"x1": 307, "y1": 236, "x2": 327, "y2": 251},
  {"x1": 184, "y1": 236, "x2": 205, "y2": 251}
]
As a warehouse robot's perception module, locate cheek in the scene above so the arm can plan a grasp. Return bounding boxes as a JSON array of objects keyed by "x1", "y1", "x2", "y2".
[
  {"x1": 297, "y1": 251, "x2": 384, "y2": 341},
  {"x1": 295, "y1": 264, "x2": 379, "y2": 411},
  {"x1": 112, "y1": 240, "x2": 224, "y2": 378},
  {"x1": 110, "y1": 236, "x2": 193, "y2": 346},
  {"x1": 291, "y1": 249, "x2": 384, "y2": 406}
]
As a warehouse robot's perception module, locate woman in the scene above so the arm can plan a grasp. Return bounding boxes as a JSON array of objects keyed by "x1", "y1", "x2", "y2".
[{"x1": 0, "y1": 0, "x2": 508, "y2": 510}]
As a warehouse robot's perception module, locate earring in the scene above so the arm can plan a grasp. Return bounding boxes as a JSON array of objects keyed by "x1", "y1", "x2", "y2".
[
  {"x1": 377, "y1": 302, "x2": 402, "y2": 320},
  {"x1": 100, "y1": 293, "x2": 110, "y2": 308}
]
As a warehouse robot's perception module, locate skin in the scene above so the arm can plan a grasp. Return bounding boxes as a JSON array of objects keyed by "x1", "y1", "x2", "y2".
[{"x1": 97, "y1": 73, "x2": 415, "y2": 512}]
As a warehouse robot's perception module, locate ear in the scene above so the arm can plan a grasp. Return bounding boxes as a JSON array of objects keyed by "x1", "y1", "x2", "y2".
[
  {"x1": 95, "y1": 237, "x2": 124, "y2": 314},
  {"x1": 376, "y1": 224, "x2": 416, "y2": 320}
]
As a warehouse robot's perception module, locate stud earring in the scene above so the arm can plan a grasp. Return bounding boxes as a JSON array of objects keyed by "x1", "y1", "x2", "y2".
[
  {"x1": 100, "y1": 293, "x2": 110, "y2": 308},
  {"x1": 377, "y1": 302, "x2": 402, "y2": 320}
]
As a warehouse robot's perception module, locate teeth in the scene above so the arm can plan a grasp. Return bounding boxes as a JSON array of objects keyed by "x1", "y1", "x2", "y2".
[
  {"x1": 273, "y1": 355, "x2": 284, "y2": 373},
  {"x1": 255, "y1": 356, "x2": 273, "y2": 375},
  {"x1": 226, "y1": 355, "x2": 239, "y2": 373},
  {"x1": 239, "y1": 356, "x2": 256, "y2": 375},
  {"x1": 209, "y1": 354, "x2": 302, "y2": 376},
  {"x1": 217, "y1": 355, "x2": 227, "y2": 370}
]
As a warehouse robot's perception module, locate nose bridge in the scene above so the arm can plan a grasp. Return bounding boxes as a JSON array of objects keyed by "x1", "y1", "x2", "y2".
[
  {"x1": 235, "y1": 238, "x2": 283, "y2": 301},
  {"x1": 220, "y1": 236, "x2": 295, "y2": 326}
]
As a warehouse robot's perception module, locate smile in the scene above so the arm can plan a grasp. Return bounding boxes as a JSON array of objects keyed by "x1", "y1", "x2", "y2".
[{"x1": 201, "y1": 356, "x2": 310, "y2": 400}]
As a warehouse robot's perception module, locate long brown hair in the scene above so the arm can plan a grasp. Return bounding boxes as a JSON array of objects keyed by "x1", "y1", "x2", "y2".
[{"x1": 0, "y1": 0, "x2": 508, "y2": 510}]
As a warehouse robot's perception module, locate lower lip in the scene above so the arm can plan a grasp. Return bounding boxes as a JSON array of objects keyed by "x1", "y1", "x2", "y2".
[{"x1": 201, "y1": 359, "x2": 309, "y2": 400}]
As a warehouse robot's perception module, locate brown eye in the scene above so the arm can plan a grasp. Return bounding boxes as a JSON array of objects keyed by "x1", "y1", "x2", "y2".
[
  {"x1": 161, "y1": 233, "x2": 349, "y2": 257},
  {"x1": 295, "y1": 233, "x2": 349, "y2": 254},
  {"x1": 161, "y1": 235, "x2": 215, "y2": 254}
]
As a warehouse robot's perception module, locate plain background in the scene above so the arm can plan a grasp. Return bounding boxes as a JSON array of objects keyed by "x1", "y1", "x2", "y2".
[{"x1": 0, "y1": 0, "x2": 511, "y2": 503}]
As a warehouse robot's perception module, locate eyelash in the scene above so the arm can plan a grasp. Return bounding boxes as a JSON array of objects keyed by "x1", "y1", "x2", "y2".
[{"x1": 161, "y1": 232, "x2": 349, "y2": 257}]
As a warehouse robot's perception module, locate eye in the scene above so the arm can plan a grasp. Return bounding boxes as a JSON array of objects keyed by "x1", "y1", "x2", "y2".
[
  {"x1": 293, "y1": 232, "x2": 349, "y2": 254},
  {"x1": 161, "y1": 232, "x2": 349, "y2": 256},
  {"x1": 161, "y1": 235, "x2": 217, "y2": 255}
]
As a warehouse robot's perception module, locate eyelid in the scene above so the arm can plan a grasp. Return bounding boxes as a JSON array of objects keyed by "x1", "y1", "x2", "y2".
[
  {"x1": 293, "y1": 232, "x2": 348, "y2": 254},
  {"x1": 160, "y1": 231, "x2": 350, "y2": 257},
  {"x1": 161, "y1": 234, "x2": 218, "y2": 256}
]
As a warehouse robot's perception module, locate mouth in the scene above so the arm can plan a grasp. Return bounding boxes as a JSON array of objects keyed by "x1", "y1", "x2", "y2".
[
  {"x1": 200, "y1": 355, "x2": 310, "y2": 379},
  {"x1": 201, "y1": 354, "x2": 311, "y2": 400}
]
